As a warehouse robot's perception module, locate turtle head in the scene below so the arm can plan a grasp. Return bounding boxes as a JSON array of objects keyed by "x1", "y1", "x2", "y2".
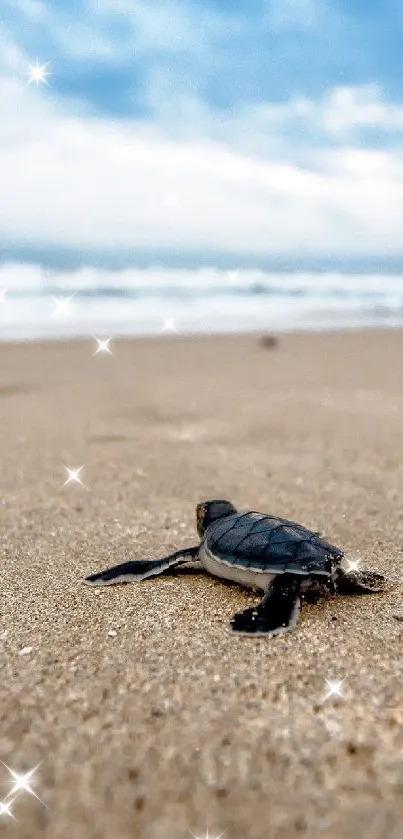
[{"x1": 196, "y1": 499, "x2": 237, "y2": 538}]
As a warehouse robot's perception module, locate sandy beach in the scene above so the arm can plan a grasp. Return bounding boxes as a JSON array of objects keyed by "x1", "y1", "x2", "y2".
[{"x1": 1, "y1": 328, "x2": 403, "y2": 839}]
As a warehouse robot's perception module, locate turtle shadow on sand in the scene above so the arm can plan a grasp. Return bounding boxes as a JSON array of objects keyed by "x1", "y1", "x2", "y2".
[
  {"x1": 84, "y1": 500, "x2": 386, "y2": 638},
  {"x1": 162, "y1": 563, "x2": 204, "y2": 577}
]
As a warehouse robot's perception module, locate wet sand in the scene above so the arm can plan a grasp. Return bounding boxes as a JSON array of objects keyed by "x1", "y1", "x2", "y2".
[{"x1": 0, "y1": 329, "x2": 403, "y2": 839}]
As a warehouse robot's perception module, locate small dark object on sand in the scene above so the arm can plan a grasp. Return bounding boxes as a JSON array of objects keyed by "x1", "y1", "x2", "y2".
[
  {"x1": 260, "y1": 334, "x2": 278, "y2": 350},
  {"x1": 84, "y1": 500, "x2": 386, "y2": 638},
  {"x1": 393, "y1": 613, "x2": 403, "y2": 622}
]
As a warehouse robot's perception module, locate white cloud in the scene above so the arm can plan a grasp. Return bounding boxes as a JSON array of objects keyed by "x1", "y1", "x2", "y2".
[
  {"x1": 40, "y1": 0, "x2": 229, "y2": 65},
  {"x1": 142, "y1": 84, "x2": 403, "y2": 168},
  {"x1": 321, "y1": 85, "x2": 403, "y2": 134},
  {"x1": 4, "y1": 0, "x2": 217, "y2": 66},
  {"x1": 1, "y1": 41, "x2": 403, "y2": 259},
  {"x1": 217, "y1": 85, "x2": 403, "y2": 153}
]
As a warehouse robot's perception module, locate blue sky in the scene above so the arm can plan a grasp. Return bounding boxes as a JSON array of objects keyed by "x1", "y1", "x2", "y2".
[{"x1": 0, "y1": 0, "x2": 403, "y2": 271}]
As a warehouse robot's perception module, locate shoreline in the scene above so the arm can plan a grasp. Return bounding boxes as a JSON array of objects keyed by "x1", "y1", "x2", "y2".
[{"x1": 2, "y1": 318, "x2": 403, "y2": 345}]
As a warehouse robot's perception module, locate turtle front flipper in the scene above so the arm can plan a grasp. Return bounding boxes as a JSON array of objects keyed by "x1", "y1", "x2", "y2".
[
  {"x1": 334, "y1": 568, "x2": 386, "y2": 594},
  {"x1": 230, "y1": 575, "x2": 302, "y2": 637},
  {"x1": 84, "y1": 546, "x2": 199, "y2": 586}
]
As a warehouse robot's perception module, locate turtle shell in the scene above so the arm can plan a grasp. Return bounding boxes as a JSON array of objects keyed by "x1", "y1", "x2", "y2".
[{"x1": 204, "y1": 511, "x2": 343, "y2": 578}]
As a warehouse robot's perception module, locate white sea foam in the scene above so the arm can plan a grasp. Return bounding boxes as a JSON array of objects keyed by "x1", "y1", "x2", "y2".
[{"x1": 0, "y1": 263, "x2": 403, "y2": 340}]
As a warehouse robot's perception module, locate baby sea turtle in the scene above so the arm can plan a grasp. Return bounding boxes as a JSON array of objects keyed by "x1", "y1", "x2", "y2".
[{"x1": 84, "y1": 500, "x2": 385, "y2": 636}]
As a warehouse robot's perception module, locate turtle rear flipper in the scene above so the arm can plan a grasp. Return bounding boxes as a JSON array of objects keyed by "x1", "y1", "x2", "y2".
[
  {"x1": 84, "y1": 546, "x2": 199, "y2": 586},
  {"x1": 230, "y1": 575, "x2": 302, "y2": 636}
]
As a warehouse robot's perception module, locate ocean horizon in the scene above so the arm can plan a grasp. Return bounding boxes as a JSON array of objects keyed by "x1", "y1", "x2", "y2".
[{"x1": 1, "y1": 265, "x2": 403, "y2": 341}]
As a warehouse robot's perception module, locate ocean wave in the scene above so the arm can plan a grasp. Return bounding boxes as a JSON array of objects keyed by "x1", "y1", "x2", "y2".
[
  {"x1": 1, "y1": 264, "x2": 403, "y2": 340},
  {"x1": 1, "y1": 264, "x2": 403, "y2": 297}
]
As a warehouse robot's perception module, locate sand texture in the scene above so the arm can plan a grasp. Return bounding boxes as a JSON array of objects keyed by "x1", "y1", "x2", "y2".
[{"x1": 1, "y1": 329, "x2": 403, "y2": 839}]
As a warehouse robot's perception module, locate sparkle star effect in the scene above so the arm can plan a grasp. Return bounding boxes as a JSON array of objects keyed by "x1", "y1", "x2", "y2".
[
  {"x1": 2, "y1": 761, "x2": 45, "y2": 805},
  {"x1": 24, "y1": 59, "x2": 52, "y2": 86},
  {"x1": 324, "y1": 678, "x2": 346, "y2": 700},
  {"x1": 93, "y1": 338, "x2": 113, "y2": 356},
  {"x1": 162, "y1": 318, "x2": 177, "y2": 333},
  {"x1": 51, "y1": 293, "x2": 75, "y2": 317},
  {"x1": 226, "y1": 268, "x2": 242, "y2": 282},
  {"x1": 345, "y1": 557, "x2": 361, "y2": 573},
  {"x1": 191, "y1": 832, "x2": 225, "y2": 839},
  {"x1": 62, "y1": 465, "x2": 86, "y2": 488},
  {"x1": 0, "y1": 761, "x2": 46, "y2": 819},
  {"x1": 0, "y1": 799, "x2": 17, "y2": 821}
]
